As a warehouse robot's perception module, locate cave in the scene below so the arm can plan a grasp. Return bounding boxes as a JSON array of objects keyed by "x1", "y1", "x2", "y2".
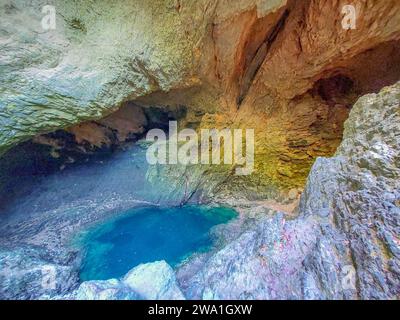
[{"x1": 1, "y1": 0, "x2": 400, "y2": 302}]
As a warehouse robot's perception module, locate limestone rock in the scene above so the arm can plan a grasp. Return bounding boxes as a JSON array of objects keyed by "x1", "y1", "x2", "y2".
[
  {"x1": 0, "y1": 246, "x2": 79, "y2": 300},
  {"x1": 123, "y1": 261, "x2": 185, "y2": 300},
  {"x1": 2, "y1": 0, "x2": 400, "y2": 194},
  {"x1": 179, "y1": 82, "x2": 400, "y2": 300},
  {"x1": 299, "y1": 82, "x2": 400, "y2": 299},
  {"x1": 1, "y1": 0, "x2": 400, "y2": 301},
  {"x1": 181, "y1": 213, "x2": 320, "y2": 299},
  {"x1": 70, "y1": 261, "x2": 184, "y2": 300},
  {"x1": 73, "y1": 279, "x2": 141, "y2": 300}
]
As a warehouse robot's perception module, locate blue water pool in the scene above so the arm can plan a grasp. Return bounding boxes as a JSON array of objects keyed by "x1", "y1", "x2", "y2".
[{"x1": 78, "y1": 205, "x2": 237, "y2": 281}]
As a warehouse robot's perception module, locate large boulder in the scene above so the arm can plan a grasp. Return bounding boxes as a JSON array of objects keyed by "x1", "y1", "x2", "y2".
[
  {"x1": 299, "y1": 82, "x2": 400, "y2": 299},
  {"x1": 123, "y1": 261, "x2": 185, "y2": 300}
]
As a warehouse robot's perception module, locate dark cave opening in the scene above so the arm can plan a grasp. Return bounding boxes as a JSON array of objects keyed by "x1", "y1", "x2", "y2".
[{"x1": 314, "y1": 74, "x2": 355, "y2": 107}]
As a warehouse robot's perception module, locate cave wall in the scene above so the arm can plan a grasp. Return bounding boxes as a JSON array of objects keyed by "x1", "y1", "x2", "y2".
[
  {"x1": 1, "y1": 0, "x2": 400, "y2": 197},
  {"x1": 135, "y1": 0, "x2": 400, "y2": 195},
  {"x1": 201, "y1": 0, "x2": 400, "y2": 194},
  {"x1": 0, "y1": 0, "x2": 217, "y2": 154}
]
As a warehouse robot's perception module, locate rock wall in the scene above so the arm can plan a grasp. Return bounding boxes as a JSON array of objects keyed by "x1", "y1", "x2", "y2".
[{"x1": 203, "y1": 0, "x2": 400, "y2": 193}]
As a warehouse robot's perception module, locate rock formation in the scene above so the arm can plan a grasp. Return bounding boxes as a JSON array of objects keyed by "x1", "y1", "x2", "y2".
[{"x1": 72, "y1": 261, "x2": 183, "y2": 300}]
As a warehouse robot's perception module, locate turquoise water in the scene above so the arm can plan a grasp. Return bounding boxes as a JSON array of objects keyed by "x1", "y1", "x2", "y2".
[{"x1": 78, "y1": 205, "x2": 237, "y2": 281}]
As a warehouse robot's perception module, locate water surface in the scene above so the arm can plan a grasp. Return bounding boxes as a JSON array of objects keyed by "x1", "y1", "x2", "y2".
[{"x1": 79, "y1": 205, "x2": 237, "y2": 281}]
